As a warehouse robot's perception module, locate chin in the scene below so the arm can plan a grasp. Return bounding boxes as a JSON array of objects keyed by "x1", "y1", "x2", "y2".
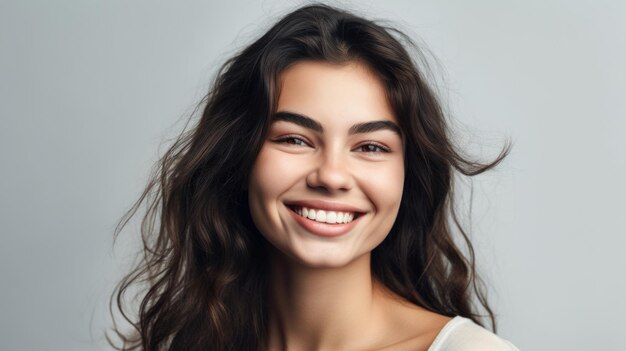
[
  {"x1": 287, "y1": 248, "x2": 366, "y2": 269},
  {"x1": 298, "y1": 257, "x2": 351, "y2": 269}
]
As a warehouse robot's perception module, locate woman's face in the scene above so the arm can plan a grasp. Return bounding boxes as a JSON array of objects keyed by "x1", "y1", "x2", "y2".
[{"x1": 248, "y1": 60, "x2": 405, "y2": 268}]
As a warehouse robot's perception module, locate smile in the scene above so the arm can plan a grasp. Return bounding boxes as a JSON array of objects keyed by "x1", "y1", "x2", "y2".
[
  {"x1": 289, "y1": 205, "x2": 360, "y2": 224},
  {"x1": 286, "y1": 205, "x2": 365, "y2": 237}
]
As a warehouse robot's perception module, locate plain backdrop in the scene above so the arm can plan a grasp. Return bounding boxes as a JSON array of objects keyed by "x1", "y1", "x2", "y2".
[{"x1": 1, "y1": 0, "x2": 625, "y2": 350}]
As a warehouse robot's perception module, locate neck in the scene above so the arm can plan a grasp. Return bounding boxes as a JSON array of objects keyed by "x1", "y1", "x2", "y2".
[{"x1": 266, "y1": 251, "x2": 386, "y2": 351}]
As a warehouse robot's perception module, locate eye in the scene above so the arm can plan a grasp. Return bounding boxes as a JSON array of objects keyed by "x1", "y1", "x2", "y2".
[
  {"x1": 355, "y1": 142, "x2": 390, "y2": 154},
  {"x1": 273, "y1": 136, "x2": 310, "y2": 147}
]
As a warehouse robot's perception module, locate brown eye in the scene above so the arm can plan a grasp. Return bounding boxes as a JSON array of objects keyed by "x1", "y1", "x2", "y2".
[
  {"x1": 357, "y1": 143, "x2": 389, "y2": 153},
  {"x1": 274, "y1": 136, "x2": 309, "y2": 147}
]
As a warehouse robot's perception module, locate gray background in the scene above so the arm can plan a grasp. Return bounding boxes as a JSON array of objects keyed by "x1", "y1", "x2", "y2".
[{"x1": 1, "y1": 0, "x2": 624, "y2": 350}]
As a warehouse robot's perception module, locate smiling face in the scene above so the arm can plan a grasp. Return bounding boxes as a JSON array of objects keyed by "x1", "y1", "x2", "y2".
[{"x1": 248, "y1": 60, "x2": 405, "y2": 268}]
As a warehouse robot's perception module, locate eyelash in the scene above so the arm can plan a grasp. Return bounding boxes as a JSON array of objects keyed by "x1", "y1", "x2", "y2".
[{"x1": 273, "y1": 136, "x2": 391, "y2": 153}]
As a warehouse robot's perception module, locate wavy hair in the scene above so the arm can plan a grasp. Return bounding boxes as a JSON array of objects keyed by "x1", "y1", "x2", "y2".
[{"x1": 108, "y1": 3, "x2": 509, "y2": 350}]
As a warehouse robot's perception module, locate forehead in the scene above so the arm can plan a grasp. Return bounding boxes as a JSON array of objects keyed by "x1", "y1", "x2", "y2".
[{"x1": 275, "y1": 60, "x2": 398, "y2": 127}]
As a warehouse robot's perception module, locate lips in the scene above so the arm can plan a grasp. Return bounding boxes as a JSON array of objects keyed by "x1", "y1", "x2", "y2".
[
  {"x1": 285, "y1": 204, "x2": 365, "y2": 237},
  {"x1": 283, "y1": 199, "x2": 367, "y2": 214}
]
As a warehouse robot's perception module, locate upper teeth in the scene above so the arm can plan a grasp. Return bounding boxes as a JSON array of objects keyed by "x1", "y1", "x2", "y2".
[{"x1": 294, "y1": 206, "x2": 356, "y2": 224}]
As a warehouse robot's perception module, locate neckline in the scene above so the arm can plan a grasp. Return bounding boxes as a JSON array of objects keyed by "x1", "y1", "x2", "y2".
[{"x1": 427, "y1": 316, "x2": 469, "y2": 351}]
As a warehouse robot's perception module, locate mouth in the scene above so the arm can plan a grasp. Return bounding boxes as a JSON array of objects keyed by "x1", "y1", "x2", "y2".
[
  {"x1": 286, "y1": 205, "x2": 365, "y2": 224},
  {"x1": 285, "y1": 204, "x2": 365, "y2": 237}
]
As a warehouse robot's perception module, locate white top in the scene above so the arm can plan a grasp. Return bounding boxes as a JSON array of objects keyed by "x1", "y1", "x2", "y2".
[{"x1": 428, "y1": 316, "x2": 520, "y2": 351}]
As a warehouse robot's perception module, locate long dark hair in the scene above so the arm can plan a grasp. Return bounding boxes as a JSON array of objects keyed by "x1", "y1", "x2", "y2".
[{"x1": 108, "y1": 3, "x2": 509, "y2": 350}]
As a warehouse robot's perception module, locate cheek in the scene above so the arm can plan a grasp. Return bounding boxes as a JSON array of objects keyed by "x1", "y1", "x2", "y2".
[
  {"x1": 248, "y1": 145, "x2": 308, "y2": 238},
  {"x1": 248, "y1": 145, "x2": 304, "y2": 201},
  {"x1": 248, "y1": 148, "x2": 277, "y2": 221},
  {"x1": 367, "y1": 160, "x2": 405, "y2": 211},
  {"x1": 247, "y1": 151, "x2": 276, "y2": 241},
  {"x1": 356, "y1": 159, "x2": 404, "y2": 251}
]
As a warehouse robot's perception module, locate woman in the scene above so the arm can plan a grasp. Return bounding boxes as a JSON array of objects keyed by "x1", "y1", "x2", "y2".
[{"x1": 110, "y1": 3, "x2": 518, "y2": 350}]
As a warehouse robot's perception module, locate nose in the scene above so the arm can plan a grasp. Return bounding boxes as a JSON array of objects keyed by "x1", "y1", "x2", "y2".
[{"x1": 306, "y1": 147, "x2": 354, "y2": 193}]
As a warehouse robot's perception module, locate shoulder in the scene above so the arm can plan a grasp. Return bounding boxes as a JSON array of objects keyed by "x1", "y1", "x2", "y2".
[{"x1": 428, "y1": 316, "x2": 520, "y2": 351}]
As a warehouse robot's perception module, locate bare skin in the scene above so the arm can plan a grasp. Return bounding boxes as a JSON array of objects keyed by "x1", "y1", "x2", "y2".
[
  {"x1": 265, "y1": 247, "x2": 452, "y2": 351},
  {"x1": 248, "y1": 61, "x2": 453, "y2": 351}
]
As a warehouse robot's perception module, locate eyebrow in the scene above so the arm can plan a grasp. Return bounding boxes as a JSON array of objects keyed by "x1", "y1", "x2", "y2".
[{"x1": 271, "y1": 111, "x2": 403, "y2": 138}]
